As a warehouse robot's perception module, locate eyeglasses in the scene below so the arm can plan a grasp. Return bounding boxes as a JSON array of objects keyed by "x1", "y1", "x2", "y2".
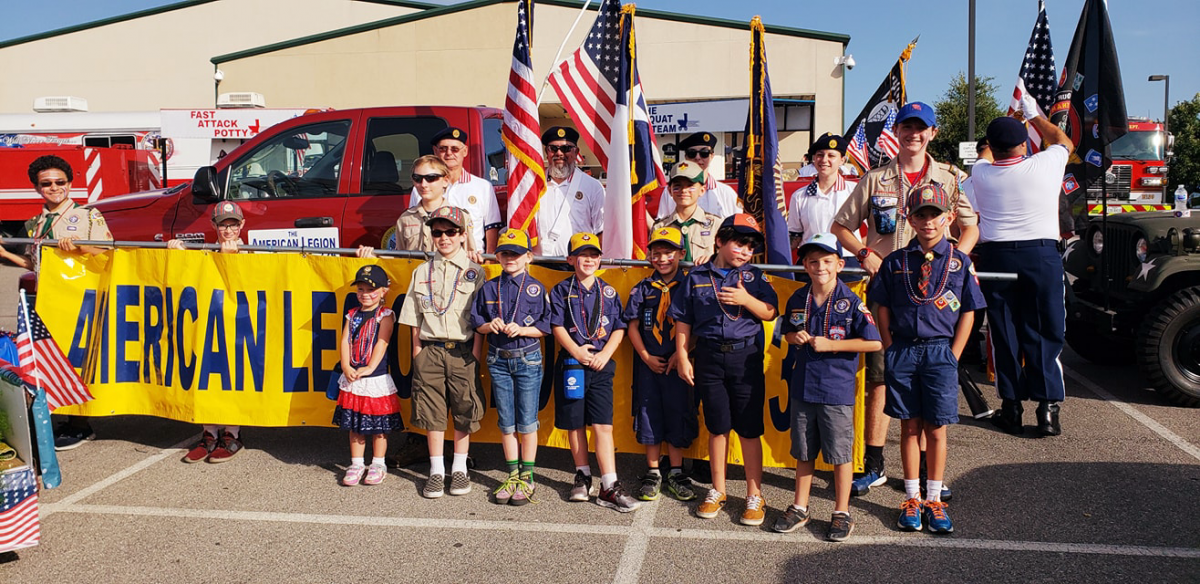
[
  {"x1": 431, "y1": 228, "x2": 462, "y2": 238},
  {"x1": 686, "y1": 148, "x2": 712, "y2": 159},
  {"x1": 411, "y1": 173, "x2": 446, "y2": 184},
  {"x1": 547, "y1": 144, "x2": 577, "y2": 154},
  {"x1": 435, "y1": 145, "x2": 464, "y2": 154},
  {"x1": 38, "y1": 179, "x2": 69, "y2": 188},
  {"x1": 216, "y1": 223, "x2": 242, "y2": 230}
]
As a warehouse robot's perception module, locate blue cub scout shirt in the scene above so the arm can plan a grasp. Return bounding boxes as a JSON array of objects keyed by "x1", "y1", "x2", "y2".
[
  {"x1": 621, "y1": 270, "x2": 687, "y2": 357},
  {"x1": 549, "y1": 276, "x2": 627, "y2": 352},
  {"x1": 667, "y1": 262, "x2": 778, "y2": 341},
  {"x1": 470, "y1": 271, "x2": 552, "y2": 351},
  {"x1": 867, "y1": 237, "x2": 987, "y2": 340},
  {"x1": 781, "y1": 281, "x2": 881, "y2": 405}
]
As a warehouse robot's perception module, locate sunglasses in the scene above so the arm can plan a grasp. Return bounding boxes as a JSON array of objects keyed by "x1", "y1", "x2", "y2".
[
  {"x1": 431, "y1": 228, "x2": 462, "y2": 238},
  {"x1": 435, "y1": 145, "x2": 464, "y2": 154},
  {"x1": 411, "y1": 173, "x2": 445, "y2": 184},
  {"x1": 38, "y1": 179, "x2": 69, "y2": 187},
  {"x1": 686, "y1": 148, "x2": 712, "y2": 159},
  {"x1": 547, "y1": 144, "x2": 577, "y2": 154}
]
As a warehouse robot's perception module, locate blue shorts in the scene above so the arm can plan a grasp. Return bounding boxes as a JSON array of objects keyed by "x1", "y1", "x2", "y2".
[
  {"x1": 632, "y1": 358, "x2": 698, "y2": 448},
  {"x1": 486, "y1": 345, "x2": 544, "y2": 435},
  {"x1": 883, "y1": 339, "x2": 960, "y2": 426},
  {"x1": 694, "y1": 343, "x2": 765, "y2": 438},
  {"x1": 553, "y1": 353, "x2": 615, "y2": 430}
]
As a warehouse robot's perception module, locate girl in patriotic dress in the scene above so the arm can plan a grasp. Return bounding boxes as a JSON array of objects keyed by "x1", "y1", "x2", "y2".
[{"x1": 334, "y1": 265, "x2": 402, "y2": 486}]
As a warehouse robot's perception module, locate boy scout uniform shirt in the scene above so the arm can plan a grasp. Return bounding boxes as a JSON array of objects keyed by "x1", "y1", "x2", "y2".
[
  {"x1": 781, "y1": 281, "x2": 881, "y2": 405},
  {"x1": 469, "y1": 271, "x2": 552, "y2": 351},
  {"x1": 866, "y1": 237, "x2": 987, "y2": 341},
  {"x1": 833, "y1": 153, "x2": 977, "y2": 256},
  {"x1": 392, "y1": 204, "x2": 477, "y2": 253},
  {"x1": 651, "y1": 210, "x2": 719, "y2": 263},
  {"x1": 408, "y1": 171, "x2": 502, "y2": 251},
  {"x1": 23, "y1": 204, "x2": 113, "y2": 263},
  {"x1": 549, "y1": 276, "x2": 626, "y2": 352},
  {"x1": 656, "y1": 175, "x2": 742, "y2": 220},
  {"x1": 621, "y1": 270, "x2": 686, "y2": 357},
  {"x1": 668, "y1": 262, "x2": 778, "y2": 341},
  {"x1": 397, "y1": 247, "x2": 484, "y2": 342}
]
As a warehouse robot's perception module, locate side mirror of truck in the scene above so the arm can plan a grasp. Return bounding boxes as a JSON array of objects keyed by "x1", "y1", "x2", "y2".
[{"x1": 192, "y1": 166, "x2": 221, "y2": 201}]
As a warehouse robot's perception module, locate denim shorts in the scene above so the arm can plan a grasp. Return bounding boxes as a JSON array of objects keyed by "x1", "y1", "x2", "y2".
[{"x1": 486, "y1": 346, "x2": 544, "y2": 435}]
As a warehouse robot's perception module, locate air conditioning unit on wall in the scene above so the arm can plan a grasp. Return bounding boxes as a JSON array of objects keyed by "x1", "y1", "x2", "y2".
[
  {"x1": 217, "y1": 92, "x2": 266, "y2": 109},
  {"x1": 33, "y1": 96, "x2": 89, "y2": 112}
]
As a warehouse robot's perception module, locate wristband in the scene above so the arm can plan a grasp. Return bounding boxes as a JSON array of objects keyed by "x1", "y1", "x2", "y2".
[{"x1": 856, "y1": 247, "x2": 873, "y2": 261}]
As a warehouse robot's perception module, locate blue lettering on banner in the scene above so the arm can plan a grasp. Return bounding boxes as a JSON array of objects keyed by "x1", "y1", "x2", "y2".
[
  {"x1": 115, "y1": 285, "x2": 141, "y2": 383},
  {"x1": 174, "y1": 287, "x2": 199, "y2": 390},
  {"x1": 68, "y1": 290, "x2": 97, "y2": 369},
  {"x1": 199, "y1": 289, "x2": 231, "y2": 390},
  {"x1": 769, "y1": 324, "x2": 792, "y2": 432},
  {"x1": 143, "y1": 286, "x2": 164, "y2": 385},
  {"x1": 282, "y1": 291, "x2": 309, "y2": 394},
  {"x1": 95, "y1": 288, "x2": 111, "y2": 383},
  {"x1": 235, "y1": 291, "x2": 266, "y2": 392},
  {"x1": 387, "y1": 293, "x2": 413, "y2": 399},
  {"x1": 309, "y1": 292, "x2": 338, "y2": 394}
]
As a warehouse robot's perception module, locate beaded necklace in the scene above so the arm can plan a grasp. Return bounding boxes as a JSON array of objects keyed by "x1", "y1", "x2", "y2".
[
  {"x1": 891, "y1": 158, "x2": 929, "y2": 252},
  {"x1": 708, "y1": 267, "x2": 743, "y2": 321},
  {"x1": 494, "y1": 271, "x2": 528, "y2": 323},
  {"x1": 568, "y1": 276, "x2": 604, "y2": 340},
  {"x1": 804, "y1": 286, "x2": 835, "y2": 359},
  {"x1": 426, "y1": 259, "x2": 463, "y2": 315},
  {"x1": 901, "y1": 247, "x2": 953, "y2": 305}
]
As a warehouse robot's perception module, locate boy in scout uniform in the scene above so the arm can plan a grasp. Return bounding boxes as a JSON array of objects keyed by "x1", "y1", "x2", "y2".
[
  {"x1": 397, "y1": 206, "x2": 486, "y2": 499},
  {"x1": 407, "y1": 127, "x2": 503, "y2": 253},
  {"x1": 656, "y1": 132, "x2": 741, "y2": 221},
  {"x1": 357, "y1": 155, "x2": 477, "y2": 258},
  {"x1": 652, "y1": 160, "x2": 721, "y2": 265}
]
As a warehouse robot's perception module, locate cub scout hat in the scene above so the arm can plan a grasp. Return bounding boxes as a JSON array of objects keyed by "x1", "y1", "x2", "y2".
[
  {"x1": 541, "y1": 126, "x2": 580, "y2": 145},
  {"x1": 211, "y1": 201, "x2": 244, "y2": 224},
  {"x1": 808, "y1": 132, "x2": 848, "y2": 157},
  {"x1": 353, "y1": 265, "x2": 390, "y2": 288},
  {"x1": 425, "y1": 205, "x2": 467, "y2": 229},
  {"x1": 896, "y1": 101, "x2": 937, "y2": 128},
  {"x1": 907, "y1": 183, "x2": 951, "y2": 214},
  {"x1": 430, "y1": 127, "x2": 468, "y2": 146},
  {"x1": 495, "y1": 228, "x2": 532, "y2": 254},
  {"x1": 986, "y1": 116, "x2": 1027, "y2": 150},
  {"x1": 678, "y1": 132, "x2": 717, "y2": 151},
  {"x1": 798, "y1": 232, "x2": 843, "y2": 258},
  {"x1": 720, "y1": 213, "x2": 763, "y2": 236},
  {"x1": 648, "y1": 226, "x2": 685, "y2": 250},
  {"x1": 568, "y1": 232, "x2": 601, "y2": 256},
  {"x1": 669, "y1": 160, "x2": 706, "y2": 184}
]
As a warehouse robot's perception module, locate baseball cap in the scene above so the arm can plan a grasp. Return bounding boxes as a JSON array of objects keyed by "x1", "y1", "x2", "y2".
[
  {"x1": 648, "y1": 226, "x2": 685, "y2": 250},
  {"x1": 798, "y1": 232, "x2": 843, "y2": 257},
  {"x1": 669, "y1": 160, "x2": 706, "y2": 184},
  {"x1": 906, "y1": 183, "x2": 951, "y2": 214},
  {"x1": 495, "y1": 228, "x2": 532, "y2": 254},
  {"x1": 808, "y1": 132, "x2": 848, "y2": 157},
  {"x1": 353, "y1": 265, "x2": 390, "y2": 288},
  {"x1": 719, "y1": 213, "x2": 763, "y2": 236},
  {"x1": 430, "y1": 126, "x2": 468, "y2": 146},
  {"x1": 211, "y1": 201, "x2": 244, "y2": 224},
  {"x1": 986, "y1": 116, "x2": 1027, "y2": 150},
  {"x1": 425, "y1": 206, "x2": 467, "y2": 229},
  {"x1": 568, "y1": 232, "x2": 601, "y2": 256},
  {"x1": 896, "y1": 101, "x2": 937, "y2": 128}
]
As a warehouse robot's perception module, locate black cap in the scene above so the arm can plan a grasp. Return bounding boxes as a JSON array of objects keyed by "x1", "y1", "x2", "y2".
[
  {"x1": 541, "y1": 126, "x2": 580, "y2": 145},
  {"x1": 986, "y1": 117, "x2": 1027, "y2": 150},
  {"x1": 808, "y1": 132, "x2": 848, "y2": 157},
  {"x1": 430, "y1": 127, "x2": 468, "y2": 146},
  {"x1": 679, "y1": 132, "x2": 717, "y2": 151},
  {"x1": 975, "y1": 135, "x2": 990, "y2": 153},
  {"x1": 353, "y1": 265, "x2": 390, "y2": 288}
]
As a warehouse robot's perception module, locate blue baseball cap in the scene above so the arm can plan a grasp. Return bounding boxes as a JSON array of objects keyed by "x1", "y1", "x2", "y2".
[
  {"x1": 798, "y1": 232, "x2": 843, "y2": 258},
  {"x1": 896, "y1": 101, "x2": 937, "y2": 128}
]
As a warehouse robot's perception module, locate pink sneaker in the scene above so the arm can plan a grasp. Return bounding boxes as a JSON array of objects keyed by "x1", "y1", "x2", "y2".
[
  {"x1": 363, "y1": 463, "x2": 387, "y2": 485},
  {"x1": 342, "y1": 464, "x2": 366, "y2": 486}
]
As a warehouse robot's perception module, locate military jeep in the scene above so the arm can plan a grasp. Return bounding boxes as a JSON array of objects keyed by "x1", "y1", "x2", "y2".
[{"x1": 1063, "y1": 210, "x2": 1200, "y2": 407}]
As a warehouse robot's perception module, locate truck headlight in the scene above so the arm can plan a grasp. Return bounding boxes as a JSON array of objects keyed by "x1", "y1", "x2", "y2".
[
  {"x1": 1135, "y1": 237, "x2": 1148, "y2": 263},
  {"x1": 1092, "y1": 230, "x2": 1104, "y2": 254},
  {"x1": 1141, "y1": 177, "x2": 1165, "y2": 187}
]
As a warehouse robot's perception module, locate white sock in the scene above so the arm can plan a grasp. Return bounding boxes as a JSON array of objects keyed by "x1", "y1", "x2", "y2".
[
  {"x1": 648, "y1": 468, "x2": 661, "y2": 477},
  {"x1": 350, "y1": 457, "x2": 364, "y2": 467},
  {"x1": 668, "y1": 467, "x2": 683, "y2": 476},
  {"x1": 926, "y1": 479, "x2": 943, "y2": 503},
  {"x1": 371, "y1": 457, "x2": 386, "y2": 468},
  {"x1": 792, "y1": 505, "x2": 807, "y2": 514},
  {"x1": 904, "y1": 479, "x2": 921, "y2": 500},
  {"x1": 600, "y1": 473, "x2": 617, "y2": 490},
  {"x1": 225, "y1": 426, "x2": 240, "y2": 439},
  {"x1": 430, "y1": 456, "x2": 445, "y2": 476},
  {"x1": 576, "y1": 465, "x2": 592, "y2": 476},
  {"x1": 202, "y1": 425, "x2": 219, "y2": 436},
  {"x1": 451, "y1": 452, "x2": 469, "y2": 474}
]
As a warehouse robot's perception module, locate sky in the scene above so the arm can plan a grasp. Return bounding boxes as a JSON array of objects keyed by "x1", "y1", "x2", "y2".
[{"x1": 2, "y1": 0, "x2": 1197, "y2": 129}]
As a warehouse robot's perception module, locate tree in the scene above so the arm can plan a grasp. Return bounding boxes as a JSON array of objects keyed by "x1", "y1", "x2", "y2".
[
  {"x1": 929, "y1": 72, "x2": 1005, "y2": 165},
  {"x1": 1168, "y1": 93, "x2": 1200, "y2": 193}
]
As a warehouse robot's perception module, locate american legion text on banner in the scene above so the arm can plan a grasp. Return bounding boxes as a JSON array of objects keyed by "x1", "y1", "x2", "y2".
[{"x1": 38, "y1": 249, "x2": 867, "y2": 471}]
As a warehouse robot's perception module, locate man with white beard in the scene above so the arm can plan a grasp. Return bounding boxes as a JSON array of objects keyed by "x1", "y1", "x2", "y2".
[{"x1": 532, "y1": 126, "x2": 605, "y2": 258}]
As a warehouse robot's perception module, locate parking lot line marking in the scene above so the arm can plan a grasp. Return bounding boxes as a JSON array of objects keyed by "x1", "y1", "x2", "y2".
[
  {"x1": 613, "y1": 498, "x2": 659, "y2": 584},
  {"x1": 43, "y1": 436, "x2": 196, "y2": 515},
  {"x1": 1064, "y1": 367, "x2": 1200, "y2": 463},
  {"x1": 43, "y1": 502, "x2": 1200, "y2": 560}
]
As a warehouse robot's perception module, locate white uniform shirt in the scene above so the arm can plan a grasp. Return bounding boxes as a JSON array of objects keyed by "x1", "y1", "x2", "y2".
[
  {"x1": 535, "y1": 170, "x2": 605, "y2": 257},
  {"x1": 409, "y1": 171, "x2": 501, "y2": 251},
  {"x1": 787, "y1": 175, "x2": 858, "y2": 257},
  {"x1": 967, "y1": 144, "x2": 1069, "y2": 242},
  {"x1": 656, "y1": 173, "x2": 742, "y2": 221}
]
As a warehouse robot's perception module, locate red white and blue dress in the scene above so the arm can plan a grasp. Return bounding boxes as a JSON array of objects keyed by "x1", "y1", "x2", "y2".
[{"x1": 332, "y1": 307, "x2": 402, "y2": 434}]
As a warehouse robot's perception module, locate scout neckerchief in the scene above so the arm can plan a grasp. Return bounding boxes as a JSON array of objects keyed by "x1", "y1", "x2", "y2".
[
  {"x1": 36, "y1": 201, "x2": 80, "y2": 239},
  {"x1": 569, "y1": 275, "x2": 604, "y2": 340},
  {"x1": 649, "y1": 274, "x2": 679, "y2": 345},
  {"x1": 673, "y1": 207, "x2": 705, "y2": 262},
  {"x1": 708, "y1": 265, "x2": 743, "y2": 321},
  {"x1": 903, "y1": 243, "x2": 952, "y2": 305},
  {"x1": 426, "y1": 254, "x2": 463, "y2": 315},
  {"x1": 495, "y1": 270, "x2": 528, "y2": 323}
]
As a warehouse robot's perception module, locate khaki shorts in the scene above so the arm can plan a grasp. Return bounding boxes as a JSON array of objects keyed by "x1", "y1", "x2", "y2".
[
  {"x1": 411, "y1": 342, "x2": 485, "y2": 433},
  {"x1": 865, "y1": 300, "x2": 886, "y2": 384}
]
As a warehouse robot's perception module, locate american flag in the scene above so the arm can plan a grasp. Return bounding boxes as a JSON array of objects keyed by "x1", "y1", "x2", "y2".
[
  {"x1": 502, "y1": 0, "x2": 547, "y2": 245},
  {"x1": 1008, "y1": 0, "x2": 1056, "y2": 151},
  {"x1": 17, "y1": 291, "x2": 93, "y2": 409},
  {"x1": 547, "y1": 0, "x2": 622, "y2": 168},
  {"x1": 846, "y1": 121, "x2": 870, "y2": 172},
  {"x1": 876, "y1": 105, "x2": 900, "y2": 158},
  {"x1": 0, "y1": 467, "x2": 39, "y2": 551}
]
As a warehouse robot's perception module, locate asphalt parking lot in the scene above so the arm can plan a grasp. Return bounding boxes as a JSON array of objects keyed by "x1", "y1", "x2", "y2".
[{"x1": 1, "y1": 264, "x2": 1197, "y2": 583}]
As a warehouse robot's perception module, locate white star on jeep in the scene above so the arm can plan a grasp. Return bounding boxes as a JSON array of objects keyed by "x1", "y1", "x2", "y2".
[
  {"x1": 1137, "y1": 258, "x2": 1157, "y2": 280},
  {"x1": 1061, "y1": 242, "x2": 1075, "y2": 262}
]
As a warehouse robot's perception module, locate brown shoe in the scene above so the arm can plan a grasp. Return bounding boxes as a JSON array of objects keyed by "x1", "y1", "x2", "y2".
[
  {"x1": 182, "y1": 432, "x2": 216, "y2": 463},
  {"x1": 740, "y1": 494, "x2": 766, "y2": 526},
  {"x1": 696, "y1": 489, "x2": 726, "y2": 519},
  {"x1": 206, "y1": 431, "x2": 243, "y2": 463}
]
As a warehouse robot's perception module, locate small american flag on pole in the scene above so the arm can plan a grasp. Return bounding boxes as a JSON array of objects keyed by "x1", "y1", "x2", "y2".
[
  {"x1": 1008, "y1": 0, "x2": 1056, "y2": 152},
  {"x1": 846, "y1": 121, "x2": 871, "y2": 173},
  {"x1": 502, "y1": 0, "x2": 547, "y2": 245},
  {"x1": 0, "y1": 467, "x2": 39, "y2": 551},
  {"x1": 876, "y1": 105, "x2": 901, "y2": 159},
  {"x1": 17, "y1": 291, "x2": 93, "y2": 409}
]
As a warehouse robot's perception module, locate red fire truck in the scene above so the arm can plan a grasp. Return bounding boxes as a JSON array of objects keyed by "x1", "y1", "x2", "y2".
[{"x1": 1086, "y1": 118, "x2": 1173, "y2": 214}]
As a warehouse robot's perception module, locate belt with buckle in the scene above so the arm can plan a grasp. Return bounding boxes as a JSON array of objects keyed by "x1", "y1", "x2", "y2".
[
  {"x1": 704, "y1": 338, "x2": 752, "y2": 353},
  {"x1": 424, "y1": 340, "x2": 469, "y2": 350},
  {"x1": 490, "y1": 344, "x2": 540, "y2": 359}
]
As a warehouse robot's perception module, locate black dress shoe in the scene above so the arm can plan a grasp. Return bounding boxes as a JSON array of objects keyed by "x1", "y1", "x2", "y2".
[
  {"x1": 990, "y1": 399, "x2": 1025, "y2": 435},
  {"x1": 1036, "y1": 401, "x2": 1062, "y2": 436}
]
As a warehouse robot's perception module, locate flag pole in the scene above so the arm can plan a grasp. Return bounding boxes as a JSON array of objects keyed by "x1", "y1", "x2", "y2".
[
  {"x1": 18, "y1": 289, "x2": 43, "y2": 397},
  {"x1": 536, "y1": 0, "x2": 593, "y2": 106}
]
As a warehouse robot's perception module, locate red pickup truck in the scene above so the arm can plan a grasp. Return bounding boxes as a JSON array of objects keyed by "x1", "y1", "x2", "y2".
[{"x1": 90, "y1": 106, "x2": 507, "y2": 248}]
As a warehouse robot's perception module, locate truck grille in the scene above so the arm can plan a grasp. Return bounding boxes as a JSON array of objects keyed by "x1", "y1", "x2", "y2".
[
  {"x1": 1087, "y1": 165, "x2": 1132, "y2": 199},
  {"x1": 1099, "y1": 223, "x2": 1138, "y2": 292}
]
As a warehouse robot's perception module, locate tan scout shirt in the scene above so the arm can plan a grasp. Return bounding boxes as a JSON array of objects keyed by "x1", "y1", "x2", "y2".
[
  {"x1": 652, "y1": 208, "x2": 720, "y2": 263},
  {"x1": 23, "y1": 204, "x2": 113, "y2": 263},
  {"x1": 398, "y1": 247, "x2": 483, "y2": 342},
  {"x1": 393, "y1": 204, "x2": 477, "y2": 253},
  {"x1": 833, "y1": 153, "x2": 976, "y2": 257}
]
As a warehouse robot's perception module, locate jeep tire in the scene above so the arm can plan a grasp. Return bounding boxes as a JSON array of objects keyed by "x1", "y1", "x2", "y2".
[{"x1": 1136, "y1": 286, "x2": 1200, "y2": 407}]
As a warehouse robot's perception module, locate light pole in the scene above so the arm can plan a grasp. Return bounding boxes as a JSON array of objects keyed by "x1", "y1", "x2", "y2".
[{"x1": 1148, "y1": 75, "x2": 1169, "y2": 140}]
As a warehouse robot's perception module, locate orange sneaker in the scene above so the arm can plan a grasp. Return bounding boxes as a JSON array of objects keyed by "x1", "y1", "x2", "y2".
[{"x1": 696, "y1": 489, "x2": 726, "y2": 519}]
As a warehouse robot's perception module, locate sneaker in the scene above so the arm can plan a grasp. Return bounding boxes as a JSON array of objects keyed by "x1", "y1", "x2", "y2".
[
  {"x1": 569, "y1": 471, "x2": 593, "y2": 502},
  {"x1": 596, "y1": 481, "x2": 641, "y2": 513},
  {"x1": 206, "y1": 431, "x2": 243, "y2": 463},
  {"x1": 741, "y1": 494, "x2": 766, "y2": 526},
  {"x1": 182, "y1": 432, "x2": 216, "y2": 463},
  {"x1": 664, "y1": 473, "x2": 697, "y2": 502},
  {"x1": 493, "y1": 473, "x2": 519, "y2": 505},
  {"x1": 423, "y1": 474, "x2": 445, "y2": 499},
  {"x1": 771, "y1": 505, "x2": 810, "y2": 533},
  {"x1": 940, "y1": 483, "x2": 953, "y2": 502},
  {"x1": 342, "y1": 464, "x2": 366, "y2": 487},
  {"x1": 695, "y1": 489, "x2": 726, "y2": 519},
  {"x1": 897, "y1": 498, "x2": 924, "y2": 532},
  {"x1": 637, "y1": 473, "x2": 662, "y2": 501},
  {"x1": 387, "y1": 432, "x2": 427, "y2": 469},
  {"x1": 923, "y1": 501, "x2": 954, "y2": 534},
  {"x1": 510, "y1": 473, "x2": 535, "y2": 506},
  {"x1": 850, "y1": 469, "x2": 886, "y2": 496},
  {"x1": 449, "y1": 471, "x2": 471, "y2": 495},
  {"x1": 363, "y1": 463, "x2": 386, "y2": 486},
  {"x1": 827, "y1": 512, "x2": 855, "y2": 542},
  {"x1": 53, "y1": 426, "x2": 95, "y2": 451}
]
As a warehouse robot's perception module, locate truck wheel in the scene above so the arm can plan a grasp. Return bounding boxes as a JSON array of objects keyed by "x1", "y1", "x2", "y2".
[
  {"x1": 1136, "y1": 286, "x2": 1200, "y2": 407},
  {"x1": 1065, "y1": 325, "x2": 1134, "y2": 365}
]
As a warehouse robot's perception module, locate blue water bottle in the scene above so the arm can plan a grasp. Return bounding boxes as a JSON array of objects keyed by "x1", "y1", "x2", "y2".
[{"x1": 563, "y1": 357, "x2": 585, "y2": 399}]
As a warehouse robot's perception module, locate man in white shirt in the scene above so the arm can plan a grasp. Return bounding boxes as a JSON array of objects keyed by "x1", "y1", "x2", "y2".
[
  {"x1": 787, "y1": 133, "x2": 859, "y2": 266},
  {"x1": 408, "y1": 127, "x2": 502, "y2": 253},
  {"x1": 532, "y1": 126, "x2": 605, "y2": 257},
  {"x1": 970, "y1": 111, "x2": 1074, "y2": 438},
  {"x1": 656, "y1": 132, "x2": 741, "y2": 221}
]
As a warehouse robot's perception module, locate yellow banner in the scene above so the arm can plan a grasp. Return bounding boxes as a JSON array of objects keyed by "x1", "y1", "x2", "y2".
[{"x1": 39, "y1": 249, "x2": 865, "y2": 470}]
